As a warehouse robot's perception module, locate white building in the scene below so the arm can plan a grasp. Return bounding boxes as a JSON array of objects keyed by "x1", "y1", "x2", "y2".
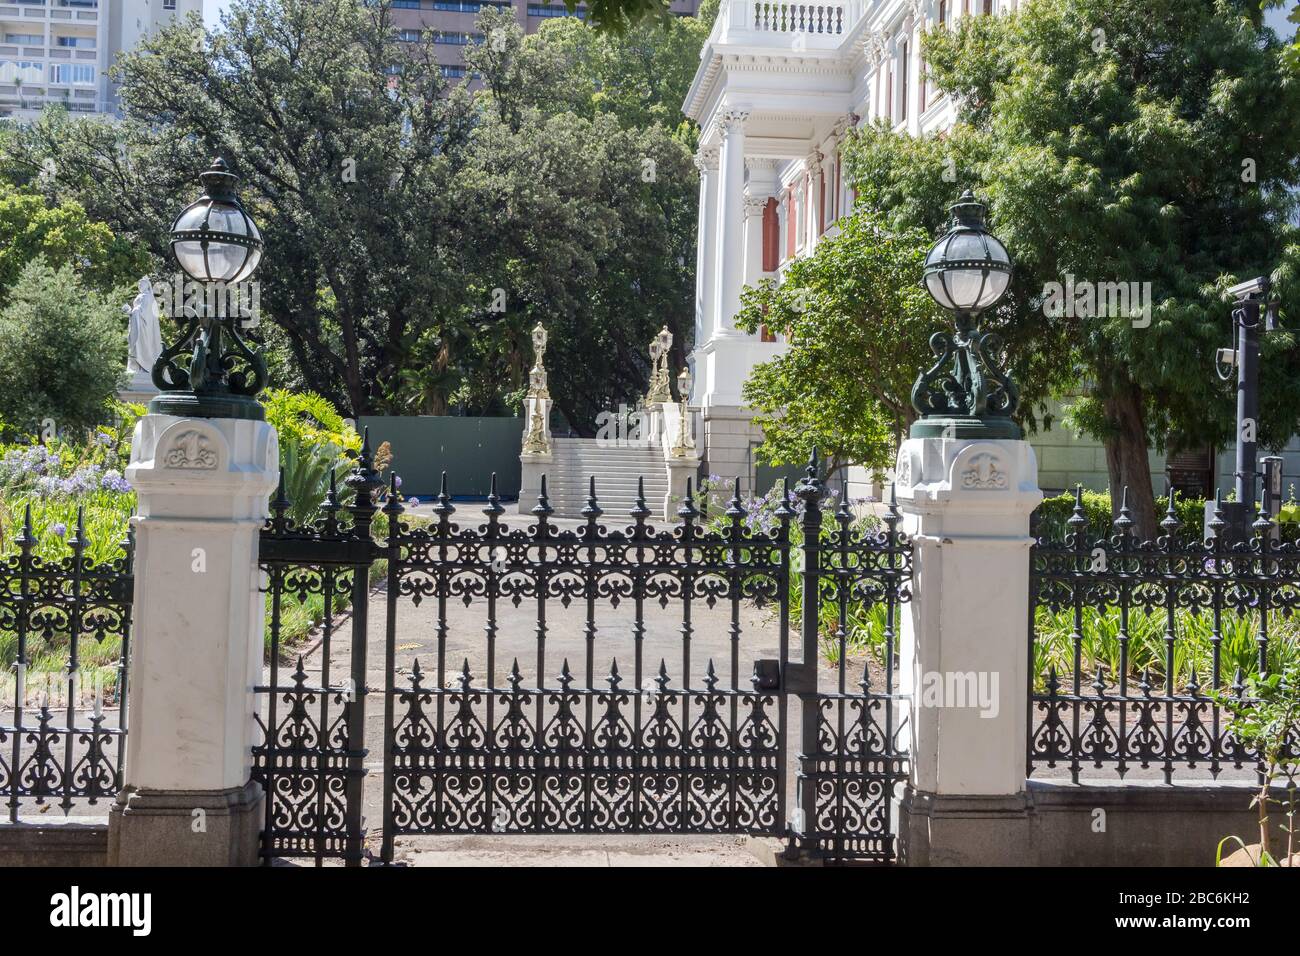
[
  {"x1": 683, "y1": 0, "x2": 1300, "y2": 501},
  {"x1": 0, "y1": 0, "x2": 201, "y2": 120},
  {"x1": 684, "y1": 0, "x2": 1011, "y2": 494}
]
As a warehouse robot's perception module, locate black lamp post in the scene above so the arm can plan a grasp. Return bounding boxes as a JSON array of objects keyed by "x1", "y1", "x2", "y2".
[
  {"x1": 150, "y1": 157, "x2": 268, "y2": 421},
  {"x1": 1204, "y1": 276, "x2": 1281, "y2": 543},
  {"x1": 910, "y1": 190, "x2": 1021, "y2": 440}
]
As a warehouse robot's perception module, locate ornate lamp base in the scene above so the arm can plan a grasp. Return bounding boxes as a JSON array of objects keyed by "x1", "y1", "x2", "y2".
[
  {"x1": 909, "y1": 415, "x2": 1021, "y2": 441},
  {"x1": 149, "y1": 390, "x2": 265, "y2": 421}
]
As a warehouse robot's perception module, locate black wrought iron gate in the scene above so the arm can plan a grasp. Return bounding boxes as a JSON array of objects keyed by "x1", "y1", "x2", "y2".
[{"x1": 252, "y1": 447, "x2": 911, "y2": 866}]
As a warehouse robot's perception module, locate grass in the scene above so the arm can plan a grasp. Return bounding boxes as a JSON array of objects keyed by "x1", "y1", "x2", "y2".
[{"x1": 1033, "y1": 605, "x2": 1300, "y2": 693}]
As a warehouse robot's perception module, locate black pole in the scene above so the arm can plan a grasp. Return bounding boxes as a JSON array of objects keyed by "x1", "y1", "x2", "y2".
[{"x1": 1235, "y1": 298, "x2": 1261, "y2": 520}]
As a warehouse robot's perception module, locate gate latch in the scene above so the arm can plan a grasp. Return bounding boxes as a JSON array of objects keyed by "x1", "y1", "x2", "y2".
[{"x1": 752, "y1": 659, "x2": 781, "y2": 691}]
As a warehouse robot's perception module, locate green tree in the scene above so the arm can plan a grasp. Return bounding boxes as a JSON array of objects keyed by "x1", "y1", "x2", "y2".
[
  {"x1": 911, "y1": 0, "x2": 1300, "y2": 538},
  {"x1": 0, "y1": 259, "x2": 125, "y2": 433},
  {"x1": 734, "y1": 212, "x2": 942, "y2": 474},
  {"x1": 0, "y1": 181, "x2": 148, "y2": 301},
  {"x1": 8, "y1": 1, "x2": 472, "y2": 417}
]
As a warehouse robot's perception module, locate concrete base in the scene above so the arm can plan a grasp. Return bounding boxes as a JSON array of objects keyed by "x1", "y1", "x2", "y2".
[
  {"x1": 518, "y1": 455, "x2": 551, "y2": 514},
  {"x1": 0, "y1": 818, "x2": 109, "y2": 867},
  {"x1": 107, "y1": 780, "x2": 263, "y2": 867},
  {"x1": 743, "y1": 835, "x2": 825, "y2": 867},
  {"x1": 698, "y1": 403, "x2": 764, "y2": 494},
  {"x1": 900, "y1": 781, "x2": 1296, "y2": 867}
]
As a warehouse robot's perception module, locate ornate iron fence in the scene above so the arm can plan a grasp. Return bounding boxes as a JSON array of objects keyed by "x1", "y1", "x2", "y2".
[
  {"x1": 378, "y1": 473, "x2": 792, "y2": 851},
  {"x1": 252, "y1": 460, "x2": 382, "y2": 867},
  {"x1": 798, "y1": 487, "x2": 910, "y2": 862},
  {"x1": 1028, "y1": 490, "x2": 1300, "y2": 783},
  {"x1": 0, "y1": 507, "x2": 134, "y2": 821},
  {"x1": 366, "y1": 462, "x2": 910, "y2": 864}
]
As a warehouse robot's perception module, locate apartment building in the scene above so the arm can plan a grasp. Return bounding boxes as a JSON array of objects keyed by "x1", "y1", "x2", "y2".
[
  {"x1": 391, "y1": 0, "x2": 700, "y2": 81},
  {"x1": 0, "y1": 0, "x2": 201, "y2": 119}
]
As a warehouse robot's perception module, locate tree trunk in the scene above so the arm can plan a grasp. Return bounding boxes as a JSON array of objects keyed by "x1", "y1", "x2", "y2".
[{"x1": 1102, "y1": 382, "x2": 1158, "y2": 541}]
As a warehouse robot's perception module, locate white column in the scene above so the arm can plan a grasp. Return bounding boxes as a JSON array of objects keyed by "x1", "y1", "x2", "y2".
[
  {"x1": 712, "y1": 108, "x2": 748, "y2": 337},
  {"x1": 894, "y1": 435, "x2": 1043, "y2": 864},
  {"x1": 742, "y1": 195, "x2": 768, "y2": 291},
  {"x1": 803, "y1": 151, "x2": 822, "y2": 252},
  {"x1": 694, "y1": 147, "x2": 720, "y2": 349},
  {"x1": 108, "y1": 413, "x2": 278, "y2": 865}
]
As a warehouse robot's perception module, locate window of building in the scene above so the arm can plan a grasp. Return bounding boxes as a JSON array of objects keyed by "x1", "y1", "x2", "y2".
[
  {"x1": 4, "y1": 34, "x2": 43, "y2": 46},
  {"x1": 983, "y1": 0, "x2": 993, "y2": 13},
  {"x1": 899, "y1": 41, "x2": 909, "y2": 122},
  {"x1": 886, "y1": 66, "x2": 893, "y2": 122},
  {"x1": 50, "y1": 63, "x2": 94, "y2": 85},
  {"x1": 163, "y1": 0, "x2": 176, "y2": 9},
  {"x1": 939, "y1": 0, "x2": 946, "y2": 24},
  {"x1": 56, "y1": 36, "x2": 96, "y2": 48},
  {"x1": 440, "y1": 64, "x2": 466, "y2": 78},
  {"x1": 393, "y1": 0, "x2": 421, "y2": 7},
  {"x1": 529, "y1": 4, "x2": 586, "y2": 17},
  {"x1": 433, "y1": 32, "x2": 481, "y2": 45},
  {"x1": 397, "y1": 29, "x2": 423, "y2": 41},
  {"x1": 761, "y1": 198, "x2": 779, "y2": 272},
  {"x1": 0, "y1": 60, "x2": 44, "y2": 83}
]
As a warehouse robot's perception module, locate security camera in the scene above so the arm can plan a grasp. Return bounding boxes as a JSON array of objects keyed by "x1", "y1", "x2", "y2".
[{"x1": 1227, "y1": 276, "x2": 1271, "y2": 301}]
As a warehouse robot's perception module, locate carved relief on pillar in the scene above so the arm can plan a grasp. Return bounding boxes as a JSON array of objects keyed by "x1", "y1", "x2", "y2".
[
  {"x1": 694, "y1": 147, "x2": 719, "y2": 173},
  {"x1": 864, "y1": 30, "x2": 887, "y2": 65},
  {"x1": 718, "y1": 109, "x2": 750, "y2": 136},
  {"x1": 743, "y1": 195, "x2": 769, "y2": 218}
]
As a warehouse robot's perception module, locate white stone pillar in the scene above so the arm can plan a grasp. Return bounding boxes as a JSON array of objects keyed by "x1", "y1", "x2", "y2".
[
  {"x1": 712, "y1": 109, "x2": 748, "y2": 337},
  {"x1": 518, "y1": 395, "x2": 554, "y2": 514},
  {"x1": 742, "y1": 195, "x2": 768, "y2": 290},
  {"x1": 107, "y1": 413, "x2": 279, "y2": 866},
  {"x1": 894, "y1": 435, "x2": 1043, "y2": 865},
  {"x1": 694, "y1": 148, "x2": 720, "y2": 351}
]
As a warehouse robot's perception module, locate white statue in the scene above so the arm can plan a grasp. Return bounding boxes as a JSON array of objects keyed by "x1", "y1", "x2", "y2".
[{"x1": 121, "y1": 277, "x2": 163, "y2": 401}]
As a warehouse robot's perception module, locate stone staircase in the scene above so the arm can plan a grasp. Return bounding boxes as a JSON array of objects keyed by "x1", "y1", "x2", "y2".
[{"x1": 539, "y1": 438, "x2": 670, "y2": 518}]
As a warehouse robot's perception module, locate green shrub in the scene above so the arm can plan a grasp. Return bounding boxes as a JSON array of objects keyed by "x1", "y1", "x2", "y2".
[{"x1": 0, "y1": 259, "x2": 127, "y2": 435}]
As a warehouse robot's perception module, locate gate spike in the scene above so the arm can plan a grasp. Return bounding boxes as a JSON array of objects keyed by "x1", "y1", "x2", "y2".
[
  {"x1": 678, "y1": 477, "x2": 698, "y2": 521},
  {"x1": 703, "y1": 658, "x2": 718, "y2": 691},
  {"x1": 272, "y1": 469, "x2": 290, "y2": 517},
  {"x1": 631, "y1": 476, "x2": 650, "y2": 520},
  {"x1": 70, "y1": 505, "x2": 87, "y2": 554},
  {"x1": 508, "y1": 658, "x2": 523, "y2": 687},
  {"x1": 383, "y1": 473, "x2": 403, "y2": 517},
  {"x1": 727, "y1": 477, "x2": 744, "y2": 516},
  {"x1": 1160, "y1": 488, "x2": 1180, "y2": 541},
  {"x1": 485, "y1": 473, "x2": 503, "y2": 516},
  {"x1": 533, "y1": 475, "x2": 554, "y2": 519},
  {"x1": 459, "y1": 659, "x2": 473, "y2": 691},
  {"x1": 775, "y1": 478, "x2": 795, "y2": 520},
  {"x1": 410, "y1": 658, "x2": 423, "y2": 684},
  {"x1": 1113, "y1": 487, "x2": 1133, "y2": 538},
  {"x1": 608, "y1": 659, "x2": 622, "y2": 688},
  {"x1": 557, "y1": 658, "x2": 573, "y2": 687},
  {"x1": 582, "y1": 476, "x2": 602, "y2": 520},
  {"x1": 433, "y1": 471, "x2": 454, "y2": 517}
]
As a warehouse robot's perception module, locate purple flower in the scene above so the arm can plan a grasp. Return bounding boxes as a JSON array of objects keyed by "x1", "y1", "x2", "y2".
[
  {"x1": 407, "y1": 497, "x2": 421, "y2": 506},
  {"x1": 50, "y1": 522, "x2": 67, "y2": 538},
  {"x1": 394, "y1": 475, "x2": 402, "y2": 489}
]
